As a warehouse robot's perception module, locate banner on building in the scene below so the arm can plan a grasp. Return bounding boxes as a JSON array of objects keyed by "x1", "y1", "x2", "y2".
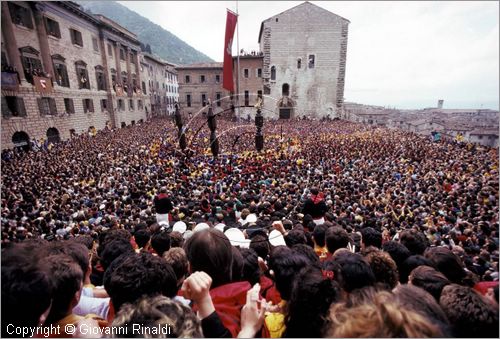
[
  {"x1": 33, "y1": 76, "x2": 53, "y2": 94},
  {"x1": 223, "y1": 9, "x2": 238, "y2": 92},
  {"x1": 1, "y1": 72, "x2": 19, "y2": 91}
]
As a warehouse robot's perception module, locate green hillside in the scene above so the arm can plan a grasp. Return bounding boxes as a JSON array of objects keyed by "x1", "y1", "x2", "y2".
[{"x1": 77, "y1": 1, "x2": 213, "y2": 65}]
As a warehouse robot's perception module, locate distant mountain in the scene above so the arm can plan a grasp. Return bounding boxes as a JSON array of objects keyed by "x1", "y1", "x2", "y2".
[{"x1": 77, "y1": 1, "x2": 213, "y2": 65}]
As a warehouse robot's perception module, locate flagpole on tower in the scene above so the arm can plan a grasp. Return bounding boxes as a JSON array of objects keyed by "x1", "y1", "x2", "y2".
[{"x1": 236, "y1": 0, "x2": 240, "y2": 120}]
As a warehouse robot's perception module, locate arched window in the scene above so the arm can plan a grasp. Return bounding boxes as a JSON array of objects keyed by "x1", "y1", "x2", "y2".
[
  {"x1": 95, "y1": 65, "x2": 106, "y2": 91},
  {"x1": 12, "y1": 131, "x2": 30, "y2": 151},
  {"x1": 270, "y1": 66, "x2": 276, "y2": 81},
  {"x1": 52, "y1": 54, "x2": 69, "y2": 87},
  {"x1": 46, "y1": 127, "x2": 60, "y2": 144},
  {"x1": 282, "y1": 83, "x2": 289, "y2": 96},
  {"x1": 75, "y1": 60, "x2": 89, "y2": 89}
]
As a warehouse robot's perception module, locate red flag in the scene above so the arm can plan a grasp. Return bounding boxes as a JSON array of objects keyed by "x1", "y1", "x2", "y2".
[{"x1": 223, "y1": 9, "x2": 238, "y2": 92}]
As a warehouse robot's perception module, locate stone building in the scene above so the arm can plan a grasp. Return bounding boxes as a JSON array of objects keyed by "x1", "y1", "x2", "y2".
[
  {"x1": 176, "y1": 62, "x2": 231, "y2": 118},
  {"x1": 258, "y1": 2, "x2": 349, "y2": 119},
  {"x1": 1, "y1": 1, "x2": 178, "y2": 150},
  {"x1": 232, "y1": 53, "x2": 263, "y2": 119}
]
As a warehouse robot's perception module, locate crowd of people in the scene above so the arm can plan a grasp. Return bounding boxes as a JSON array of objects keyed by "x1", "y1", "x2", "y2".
[{"x1": 2, "y1": 115, "x2": 499, "y2": 337}]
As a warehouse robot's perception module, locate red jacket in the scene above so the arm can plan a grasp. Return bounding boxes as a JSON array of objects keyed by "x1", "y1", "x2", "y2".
[{"x1": 210, "y1": 281, "x2": 251, "y2": 337}]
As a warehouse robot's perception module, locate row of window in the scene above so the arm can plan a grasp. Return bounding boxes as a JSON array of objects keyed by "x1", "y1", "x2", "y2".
[
  {"x1": 184, "y1": 74, "x2": 221, "y2": 84},
  {"x1": 184, "y1": 90, "x2": 263, "y2": 107},
  {"x1": 1, "y1": 96, "x2": 148, "y2": 117}
]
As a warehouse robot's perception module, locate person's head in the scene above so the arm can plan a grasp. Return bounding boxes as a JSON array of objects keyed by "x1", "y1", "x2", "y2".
[
  {"x1": 326, "y1": 291, "x2": 443, "y2": 337},
  {"x1": 312, "y1": 224, "x2": 328, "y2": 247},
  {"x1": 151, "y1": 230, "x2": 171, "y2": 257},
  {"x1": 440, "y1": 284, "x2": 499, "y2": 338},
  {"x1": 44, "y1": 254, "x2": 84, "y2": 324},
  {"x1": 409, "y1": 265, "x2": 450, "y2": 301},
  {"x1": 360, "y1": 227, "x2": 382, "y2": 249},
  {"x1": 110, "y1": 295, "x2": 202, "y2": 338},
  {"x1": 169, "y1": 231, "x2": 184, "y2": 248},
  {"x1": 2, "y1": 245, "x2": 53, "y2": 334},
  {"x1": 364, "y1": 249, "x2": 399, "y2": 290},
  {"x1": 285, "y1": 228, "x2": 307, "y2": 247},
  {"x1": 249, "y1": 234, "x2": 270, "y2": 260},
  {"x1": 399, "y1": 229, "x2": 428, "y2": 255},
  {"x1": 184, "y1": 229, "x2": 233, "y2": 288},
  {"x1": 393, "y1": 284, "x2": 451, "y2": 335},
  {"x1": 284, "y1": 266, "x2": 340, "y2": 338},
  {"x1": 325, "y1": 226, "x2": 349, "y2": 254},
  {"x1": 99, "y1": 238, "x2": 135, "y2": 271},
  {"x1": 330, "y1": 252, "x2": 376, "y2": 294},
  {"x1": 381, "y1": 240, "x2": 411, "y2": 278},
  {"x1": 292, "y1": 244, "x2": 321, "y2": 267},
  {"x1": 163, "y1": 248, "x2": 189, "y2": 289},
  {"x1": 134, "y1": 229, "x2": 151, "y2": 249},
  {"x1": 268, "y1": 246, "x2": 310, "y2": 300},
  {"x1": 424, "y1": 246, "x2": 466, "y2": 284},
  {"x1": 105, "y1": 253, "x2": 178, "y2": 312},
  {"x1": 239, "y1": 247, "x2": 260, "y2": 286},
  {"x1": 399, "y1": 255, "x2": 433, "y2": 284},
  {"x1": 44, "y1": 241, "x2": 90, "y2": 279}
]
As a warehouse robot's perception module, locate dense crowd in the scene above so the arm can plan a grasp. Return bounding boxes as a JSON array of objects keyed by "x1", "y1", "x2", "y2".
[{"x1": 2, "y1": 115, "x2": 499, "y2": 338}]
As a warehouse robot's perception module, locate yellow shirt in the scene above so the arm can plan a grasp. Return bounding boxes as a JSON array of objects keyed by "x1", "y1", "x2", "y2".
[{"x1": 264, "y1": 301, "x2": 287, "y2": 338}]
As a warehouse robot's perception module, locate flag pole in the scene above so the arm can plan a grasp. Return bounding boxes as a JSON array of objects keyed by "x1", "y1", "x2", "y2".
[{"x1": 236, "y1": 0, "x2": 240, "y2": 120}]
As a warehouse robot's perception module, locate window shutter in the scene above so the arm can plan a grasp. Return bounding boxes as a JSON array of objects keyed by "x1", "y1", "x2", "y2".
[
  {"x1": 37, "y1": 98, "x2": 44, "y2": 116},
  {"x1": 82, "y1": 99, "x2": 87, "y2": 113},
  {"x1": 17, "y1": 98, "x2": 26, "y2": 117},
  {"x1": 1, "y1": 97, "x2": 12, "y2": 118},
  {"x1": 89, "y1": 99, "x2": 94, "y2": 112},
  {"x1": 69, "y1": 99, "x2": 74, "y2": 113},
  {"x1": 63, "y1": 65, "x2": 69, "y2": 87},
  {"x1": 24, "y1": 9, "x2": 33, "y2": 29},
  {"x1": 49, "y1": 98, "x2": 57, "y2": 114}
]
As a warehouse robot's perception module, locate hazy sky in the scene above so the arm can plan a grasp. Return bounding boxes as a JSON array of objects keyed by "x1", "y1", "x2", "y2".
[{"x1": 119, "y1": 1, "x2": 499, "y2": 110}]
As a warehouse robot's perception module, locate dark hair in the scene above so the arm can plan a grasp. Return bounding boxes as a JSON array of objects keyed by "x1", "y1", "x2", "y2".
[
  {"x1": 1, "y1": 245, "x2": 53, "y2": 334},
  {"x1": 100, "y1": 238, "x2": 135, "y2": 271},
  {"x1": 393, "y1": 285, "x2": 451, "y2": 336},
  {"x1": 134, "y1": 229, "x2": 151, "y2": 249},
  {"x1": 399, "y1": 229, "x2": 429, "y2": 255},
  {"x1": 440, "y1": 284, "x2": 499, "y2": 338},
  {"x1": 163, "y1": 247, "x2": 189, "y2": 285},
  {"x1": 105, "y1": 253, "x2": 178, "y2": 312},
  {"x1": 268, "y1": 246, "x2": 310, "y2": 300},
  {"x1": 399, "y1": 255, "x2": 433, "y2": 284},
  {"x1": 409, "y1": 265, "x2": 450, "y2": 301},
  {"x1": 381, "y1": 241, "x2": 411, "y2": 278},
  {"x1": 292, "y1": 244, "x2": 321, "y2": 267},
  {"x1": 231, "y1": 246, "x2": 244, "y2": 283},
  {"x1": 239, "y1": 248, "x2": 260, "y2": 286},
  {"x1": 312, "y1": 224, "x2": 328, "y2": 247},
  {"x1": 284, "y1": 266, "x2": 340, "y2": 338},
  {"x1": 424, "y1": 247, "x2": 466, "y2": 284},
  {"x1": 325, "y1": 226, "x2": 350, "y2": 254},
  {"x1": 250, "y1": 235, "x2": 271, "y2": 259},
  {"x1": 151, "y1": 230, "x2": 171, "y2": 257},
  {"x1": 170, "y1": 231, "x2": 184, "y2": 248},
  {"x1": 71, "y1": 235, "x2": 95, "y2": 250},
  {"x1": 330, "y1": 252, "x2": 376, "y2": 293},
  {"x1": 361, "y1": 227, "x2": 382, "y2": 248},
  {"x1": 44, "y1": 254, "x2": 83, "y2": 325},
  {"x1": 184, "y1": 229, "x2": 233, "y2": 288},
  {"x1": 365, "y1": 249, "x2": 399, "y2": 290},
  {"x1": 44, "y1": 241, "x2": 89, "y2": 277},
  {"x1": 285, "y1": 228, "x2": 307, "y2": 247}
]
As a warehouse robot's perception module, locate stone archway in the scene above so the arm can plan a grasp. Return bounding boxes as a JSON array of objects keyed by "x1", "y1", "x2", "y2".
[
  {"x1": 277, "y1": 96, "x2": 294, "y2": 119},
  {"x1": 46, "y1": 127, "x2": 61, "y2": 144},
  {"x1": 12, "y1": 131, "x2": 30, "y2": 151}
]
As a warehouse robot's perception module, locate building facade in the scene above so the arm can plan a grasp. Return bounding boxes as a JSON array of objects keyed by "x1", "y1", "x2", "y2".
[
  {"x1": 258, "y1": 2, "x2": 349, "y2": 119},
  {"x1": 232, "y1": 53, "x2": 263, "y2": 119},
  {"x1": 176, "y1": 62, "x2": 230, "y2": 118},
  {"x1": 1, "y1": 1, "x2": 178, "y2": 150}
]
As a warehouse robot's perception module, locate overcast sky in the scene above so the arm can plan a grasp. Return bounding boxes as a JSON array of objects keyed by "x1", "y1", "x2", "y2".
[{"x1": 118, "y1": 1, "x2": 499, "y2": 110}]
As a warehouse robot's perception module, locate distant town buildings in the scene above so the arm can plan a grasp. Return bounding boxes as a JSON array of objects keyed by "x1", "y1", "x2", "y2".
[{"x1": 1, "y1": 1, "x2": 178, "y2": 150}]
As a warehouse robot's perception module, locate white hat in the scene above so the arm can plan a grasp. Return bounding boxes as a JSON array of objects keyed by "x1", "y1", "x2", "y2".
[
  {"x1": 245, "y1": 213, "x2": 258, "y2": 224},
  {"x1": 158, "y1": 221, "x2": 169, "y2": 227},
  {"x1": 214, "y1": 223, "x2": 226, "y2": 233},
  {"x1": 172, "y1": 221, "x2": 187, "y2": 234},
  {"x1": 193, "y1": 223, "x2": 209, "y2": 233},
  {"x1": 183, "y1": 230, "x2": 194, "y2": 240},
  {"x1": 268, "y1": 229, "x2": 286, "y2": 247},
  {"x1": 224, "y1": 228, "x2": 250, "y2": 248}
]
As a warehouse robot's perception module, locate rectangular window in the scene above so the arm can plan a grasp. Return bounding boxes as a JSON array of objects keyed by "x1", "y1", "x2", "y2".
[
  {"x1": 76, "y1": 64, "x2": 90, "y2": 89},
  {"x1": 96, "y1": 70, "x2": 106, "y2": 91},
  {"x1": 185, "y1": 75, "x2": 190, "y2": 84},
  {"x1": 308, "y1": 55, "x2": 315, "y2": 68},
  {"x1": 216, "y1": 92, "x2": 221, "y2": 107},
  {"x1": 83, "y1": 99, "x2": 94, "y2": 113},
  {"x1": 120, "y1": 48, "x2": 125, "y2": 61},
  {"x1": 257, "y1": 68, "x2": 262, "y2": 78},
  {"x1": 38, "y1": 97, "x2": 57, "y2": 116},
  {"x1": 45, "y1": 17, "x2": 61, "y2": 38},
  {"x1": 200, "y1": 75, "x2": 206, "y2": 83},
  {"x1": 100, "y1": 99, "x2": 107, "y2": 112},
  {"x1": 64, "y1": 98, "x2": 74, "y2": 114},
  {"x1": 92, "y1": 37, "x2": 99, "y2": 52},
  {"x1": 8, "y1": 3, "x2": 33, "y2": 29},
  {"x1": 142, "y1": 81, "x2": 147, "y2": 94},
  {"x1": 1, "y1": 96, "x2": 26, "y2": 118},
  {"x1": 138, "y1": 100, "x2": 143, "y2": 109},
  {"x1": 186, "y1": 94, "x2": 191, "y2": 107},
  {"x1": 53, "y1": 62, "x2": 69, "y2": 87},
  {"x1": 257, "y1": 90, "x2": 263, "y2": 99},
  {"x1": 244, "y1": 69, "x2": 249, "y2": 78},
  {"x1": 21, "y1": 55, "x2": 42, "y2": 84},
  {"x1": 70, "y1": 29, "x2": 83, "y2": 47},
  {"x1": 129, "y1": 99, "x2": 134, "y2": 110},
  {"x1": 244, "y1": 91, "x2": 249, "y2": 106},
  {"x1": 118, "y1": 99, "x2": 124, "y2": 111},
  {"x1": 215, "y1": 74, "x2": 220, "y2": 83},
  {"x1": 108, "y1": 44, "x2": 113, "y2": 57},
  {"x1": 201, "y1": 94, "x2": 207, "y2": 106}
]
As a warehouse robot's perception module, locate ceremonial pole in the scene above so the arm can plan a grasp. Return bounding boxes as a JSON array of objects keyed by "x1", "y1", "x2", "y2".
[{"x1": 236, "y1": 0, "x2": 240, "y2": 120}]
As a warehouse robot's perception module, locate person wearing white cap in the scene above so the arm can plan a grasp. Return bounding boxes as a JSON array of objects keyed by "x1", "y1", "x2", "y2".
[{"x1": 172, "y1": 221, "x2": 187, "y2": 234}]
